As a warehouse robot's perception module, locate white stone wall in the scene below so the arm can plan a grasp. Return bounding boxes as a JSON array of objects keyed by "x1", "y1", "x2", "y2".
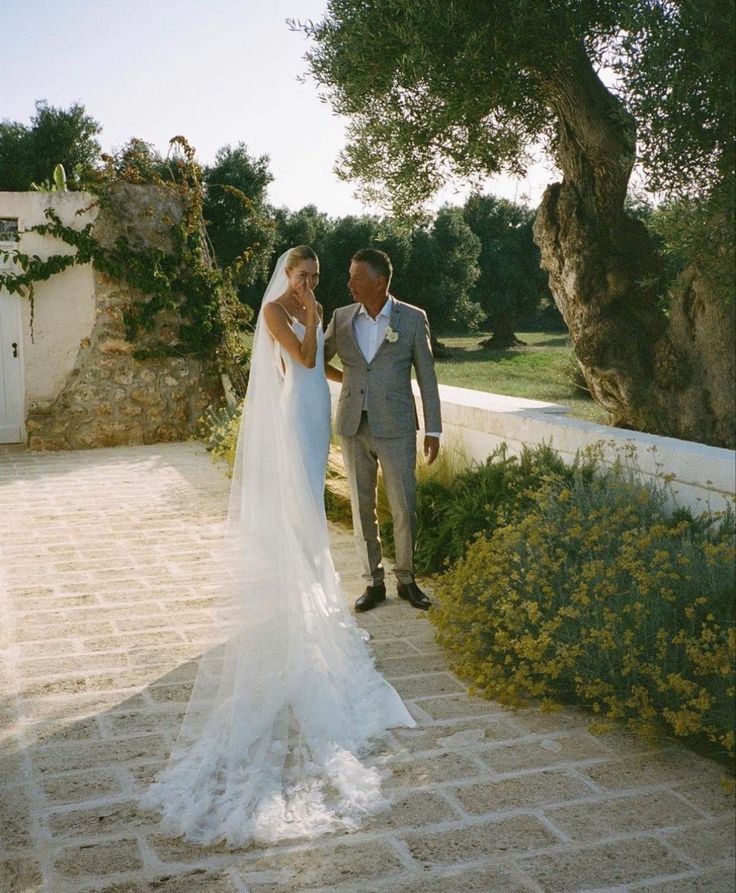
[
  {"x1": 0, "y1": 191, "x2": 97, "y2": 407},
  {"x1": 329, "y1": 380, "x2": 736, "y2": 515}
]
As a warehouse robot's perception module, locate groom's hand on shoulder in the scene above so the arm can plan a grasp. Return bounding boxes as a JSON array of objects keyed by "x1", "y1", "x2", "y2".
[{"x1": 424, "y1": 435, "x2": 440, "y2": 466}]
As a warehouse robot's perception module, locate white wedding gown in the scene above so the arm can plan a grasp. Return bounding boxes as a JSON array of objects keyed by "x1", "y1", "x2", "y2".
[{"x1": 140, "y1": 311, "x2": 415, "y2": 848}]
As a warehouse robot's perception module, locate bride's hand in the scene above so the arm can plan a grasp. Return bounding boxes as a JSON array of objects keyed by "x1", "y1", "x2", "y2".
[{"x1": 295, "y1": 277, "x2": 318, "y2": 315}]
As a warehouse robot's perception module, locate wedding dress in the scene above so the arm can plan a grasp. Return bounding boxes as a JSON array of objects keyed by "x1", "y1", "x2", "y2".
[{"x1": 139, "y1": 250, "x2": 415, "y2": 848}]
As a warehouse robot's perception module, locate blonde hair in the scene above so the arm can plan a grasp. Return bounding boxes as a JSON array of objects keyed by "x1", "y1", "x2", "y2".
[{"x1": 285, "y1": 245, "x2": 318, "y2": 270}]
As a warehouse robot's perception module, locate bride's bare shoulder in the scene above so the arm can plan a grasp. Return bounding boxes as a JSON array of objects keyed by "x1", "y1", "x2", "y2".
[{"x1": 264, "y1": 300, "x2": 290, "y2": 323}]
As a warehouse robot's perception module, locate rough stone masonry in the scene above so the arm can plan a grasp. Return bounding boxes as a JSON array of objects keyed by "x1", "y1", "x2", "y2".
[{"x1": 24, "y1": 184, "x2": 222, "y2": 450}]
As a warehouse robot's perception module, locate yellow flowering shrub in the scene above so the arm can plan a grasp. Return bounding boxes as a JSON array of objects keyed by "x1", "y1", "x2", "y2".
[{"x1": 430, "y1": 466, "x2": 736, "y2": 760}]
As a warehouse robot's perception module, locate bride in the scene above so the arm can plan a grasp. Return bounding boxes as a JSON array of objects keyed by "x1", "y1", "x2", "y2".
[{"x1": 139, "y1": 246, "x2": 415, "y2": 848}]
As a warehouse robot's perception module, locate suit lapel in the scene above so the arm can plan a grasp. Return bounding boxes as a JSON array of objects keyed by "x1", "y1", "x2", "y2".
[{"x1": 343, "y1": 303, "x2": 364, "y2": 360}]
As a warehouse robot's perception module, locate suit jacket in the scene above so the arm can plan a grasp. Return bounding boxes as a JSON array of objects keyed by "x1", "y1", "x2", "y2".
[{"x1": 324, "y1": 296, "x2": 442, "y2": 438}]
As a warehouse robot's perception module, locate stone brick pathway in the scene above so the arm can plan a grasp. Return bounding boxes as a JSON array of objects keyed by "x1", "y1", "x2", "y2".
[{"x1": 0, "y1": 441, "x2": 733, "y2": 893}]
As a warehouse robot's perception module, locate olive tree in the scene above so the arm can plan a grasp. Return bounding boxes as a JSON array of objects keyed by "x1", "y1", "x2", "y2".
[
  {"x1": 0, "y1": 100, "x2": 102, "y2": 190},
  {"x1": 463, "y1": 194, "x2": 550, "y2": 346},
  {"x1": 300, "y1": 0, "x2": 735, "y2": 446}
]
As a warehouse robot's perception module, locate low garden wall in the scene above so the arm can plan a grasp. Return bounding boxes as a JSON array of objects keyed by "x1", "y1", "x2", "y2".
[{"x1": 328, "y1": 380, "x2": 736, "y2": 515}]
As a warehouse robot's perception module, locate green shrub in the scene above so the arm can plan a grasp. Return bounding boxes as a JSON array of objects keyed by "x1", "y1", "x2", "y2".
[
  {"x1": 430, "y1": 465, "x2": 736, "y2": 759},
  {"x1": 381, "y1": 442, "x2": 591, "y2": 574},
  {"x1": 199, "y1": 402, "x2": 243, "y2": 474}
]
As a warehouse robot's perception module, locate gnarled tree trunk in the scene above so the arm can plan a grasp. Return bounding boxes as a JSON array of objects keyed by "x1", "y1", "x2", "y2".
[{"x1": 532, "y1": 41, "x2": 735, "y2": 448}]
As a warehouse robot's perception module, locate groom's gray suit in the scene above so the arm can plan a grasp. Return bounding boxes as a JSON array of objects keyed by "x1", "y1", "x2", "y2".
[{"x1": 324, "y1": 296, "x2": 442, "y2": 586}]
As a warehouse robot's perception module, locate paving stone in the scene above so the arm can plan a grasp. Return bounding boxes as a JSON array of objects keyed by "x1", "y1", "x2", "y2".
[
  {"x1": 516, "y1": 837, "x2": 694, "y2": 892},
  {"x1": 40, "y1": 769, "x2": 126, "y2": 805},
  {"x1": 18, "y1": 692, "x2": 123, "y2": 723},
  {"x1": 404, "y1": 813, "x2": 560, "y2": 866},
  {"x1": 412, "y1": 693, "x2": 507, "y2": 721},
  {"x1": 377, "y1": 654, "x2": 449, "y2": 679},
  {"x1": 124, "y1": 762, "x2": 167, "y2": 791},
  {"x1": 363, "y1": 790, "x2": 461, "y2": 830},
  {"x1": 53, "y1": 837, "x2": 143, "y2": 879},
  {"x1": 580, "y1": 749, "x2": 726, "y2": 792},
  {"x1": 81, "y1": 631, "x2": 185, "y2": 652},
  {"x1": 476, "y1": 731, "x2": 610, "y2": 774},
  {"x1": 141, "y1": 832, "x2": 231, "y2": 864},
  {"x1": 393, "y1": 717, "x2": 521, "y2": 753},
  {"x1": 675, "y1": 780, "x2": 736, "y2": 817},
  {"x1": 147, "y1": 683, "x2": 194, "y2": 704},
  {"x1": 544, "y1": 789, "x2": 702, "y2": 842},
  {"x1": 20, "y1": 675, "x2": 88, "y2": 698},
  {"x1": 0, "y1": 753, "x2": 26, "y2": 787},
  {"x1": 362, "y1": 617, "x2": 435, "y2": 639},
  {"x1": 82, "y1": 869, "x2": 241, "y2": 893},
  {"x1": 403, "y1": 638, "x2": 444, "y2": 657},
  {"x1": 385, "y1": 751, "x2": 485, "y2": 789},
  {"x1": 659, "y1": 816, "x2": 736, "y2": 866},
  {"x1": 20, "y1": 639, "x2": 81, "y2": 658},
  {"x1": 370, "y1": 638, "x2": 422, "y2": 659},
  {"x1": 0, "y1": 785, "x2": 34, "y2": 849},
  {"x1": 0, "y1": 857, "x2": 43, "y2": 893},
  {"x1": 47, "y1": 799, "x2": 160, "y2": 839},
  {"x1": 15, "y1": 620, "x2": 117, "y2": 641},
  {"x1": 507, "y1": 704, "x2": 594, "y2": 731},
  {"x1": 240, "y1": 839, "x2": 406, "y2": 891},
  {"x1": 105, "y1": 709, "x2": 181, "y2": 739},
  {"x1": 454, "y1": 768, "x2": 595, "y2": 815},
  {"x1": 349, "y1": 865, "x2": 536, "y2": 893},
  {"x1": 31, "y1": 735, "x2": 167, "y2": 774},
  {"x1": 632, "y1": 865, "x2": 736, "y2": 892},
  {"x1": 26, "y1": 715, "x2": 102, "y2": 745},
  {"x1": 392, "y1": 672, "x2": 466, "y2": 698}
]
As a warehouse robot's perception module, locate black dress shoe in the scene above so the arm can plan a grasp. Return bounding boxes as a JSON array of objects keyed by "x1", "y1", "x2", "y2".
[
  {"x1": 355, "y1": 583, "x2": 386, "y2": 612},
  {"x1": 397, "y1": 581, "x2": 432, "y2": 610}
]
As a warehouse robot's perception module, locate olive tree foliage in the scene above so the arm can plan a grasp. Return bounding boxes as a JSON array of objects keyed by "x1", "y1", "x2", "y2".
[
  {"x1": 0, "y1": 100, "x2": 102, "y2": 190},
  {"x1": 255, "y1": 204, "x2": 482, "y2": 334},
  {"x1": 402, "y1": 206, "x2": 483, "y2": 335},
  {"x1": 203, "y1": 143, "x2": 276, "y2": 294},
  {"x1": 300, "y1": 0, "x2": 736, "y2": 446},
  {"x1": 463, "y1": 194, "x2": 551, "y2": 346}
]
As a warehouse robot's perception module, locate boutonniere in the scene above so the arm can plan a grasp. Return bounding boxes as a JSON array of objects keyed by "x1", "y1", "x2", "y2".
[{"x1": 385, "y1": 325, "x2": 399, "y2": 343}]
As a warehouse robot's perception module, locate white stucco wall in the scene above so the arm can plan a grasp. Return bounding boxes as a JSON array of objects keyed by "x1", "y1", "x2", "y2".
[
  {"x1": 329, "y1": 380, "x2": 736, "y2": 515},
  {"x1": 0, "y1": 192, "x2": 97, "y2": 408}
]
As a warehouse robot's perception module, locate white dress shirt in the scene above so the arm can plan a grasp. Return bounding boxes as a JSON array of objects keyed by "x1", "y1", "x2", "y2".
[
  {"x1": 353, "y1": 298, "x2": 392, "y2": 364},
  {"x1": 352, "y1": 297, "x2": 441, "y2": 438}
]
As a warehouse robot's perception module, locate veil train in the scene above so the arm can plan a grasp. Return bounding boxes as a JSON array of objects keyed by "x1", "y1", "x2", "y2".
[{"x1": 139, "y1": 250, "x2": 414, "y2": 847}]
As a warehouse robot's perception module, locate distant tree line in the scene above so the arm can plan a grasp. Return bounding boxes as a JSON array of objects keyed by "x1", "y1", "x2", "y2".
[{"x1": 1, "y1": 100, "x2": 557, "y2": 345}]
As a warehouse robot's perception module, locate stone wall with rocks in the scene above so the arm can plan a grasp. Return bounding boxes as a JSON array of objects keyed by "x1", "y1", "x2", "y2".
[{"x1": 24, "y1": 184, "x2": 223, "y2": 450}]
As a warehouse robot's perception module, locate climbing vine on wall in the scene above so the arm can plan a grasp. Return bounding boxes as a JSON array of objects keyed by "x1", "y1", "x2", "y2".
[{"x1": 0, "y1": 136, "x2": 255, "y2": 395}]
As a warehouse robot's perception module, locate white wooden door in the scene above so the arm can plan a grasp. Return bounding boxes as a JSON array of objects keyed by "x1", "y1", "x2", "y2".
[
  {"x1": 0, "y1": 218, "x2": 24, "y2": 443},
  {"x1": 0, "y1": 289, "x2": 24, "y2": 443}
]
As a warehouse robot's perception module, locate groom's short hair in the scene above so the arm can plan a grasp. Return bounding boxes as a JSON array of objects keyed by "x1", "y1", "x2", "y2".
[{"x1": 352, "y1": 248, "x2": 392, "y2": 285}]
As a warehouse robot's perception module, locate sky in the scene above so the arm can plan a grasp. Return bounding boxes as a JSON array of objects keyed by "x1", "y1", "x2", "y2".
[{"x1": 4, "y1": 0, "x2": 558, "y2": 217}]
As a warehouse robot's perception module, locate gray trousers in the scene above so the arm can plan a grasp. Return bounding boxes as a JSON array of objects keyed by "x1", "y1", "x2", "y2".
[{"x1": 341, "y1": 413, "x2": 417, "y2": 586}]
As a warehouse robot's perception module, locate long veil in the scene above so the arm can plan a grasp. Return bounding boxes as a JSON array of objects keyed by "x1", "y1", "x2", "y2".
[{"x1": 140, "y1": 250, "x2": 414, "y2": 847}]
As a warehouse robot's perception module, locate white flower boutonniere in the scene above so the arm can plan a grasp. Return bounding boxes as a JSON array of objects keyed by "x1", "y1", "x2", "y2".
[{"x1": 385, "y1": 325, "x2": 399, "y2": 343}]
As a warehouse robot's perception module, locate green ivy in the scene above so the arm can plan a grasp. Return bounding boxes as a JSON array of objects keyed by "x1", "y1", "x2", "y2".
[{"x1": 0, "y1": 136, "x2": 252, "y2": 389}]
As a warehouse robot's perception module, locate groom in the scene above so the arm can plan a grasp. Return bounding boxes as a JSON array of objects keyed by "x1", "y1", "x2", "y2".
[{"x1": 324, "y1": 248, "x2": 442, "y2": 612}]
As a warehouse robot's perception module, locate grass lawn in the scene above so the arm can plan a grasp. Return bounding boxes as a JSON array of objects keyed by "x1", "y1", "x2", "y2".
[{"x1": 431, "y1": 331, "x2": 609, "y2": 424}]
